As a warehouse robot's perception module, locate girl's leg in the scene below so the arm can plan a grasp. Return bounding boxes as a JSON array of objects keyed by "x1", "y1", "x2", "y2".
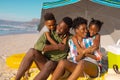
[
  {"x1": 51, "y1": 59, "x2": 76, "y2": 80},
  {"x1": 68, "y1": 60, "x2": 98, "y2": 80},
  {"x1": 15, "y1": 48, "x2": 47, "y2": 80}
]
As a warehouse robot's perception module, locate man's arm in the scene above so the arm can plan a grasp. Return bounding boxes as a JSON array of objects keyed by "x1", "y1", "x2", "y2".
[{"x1": 43, "y1": 43, "x2": 66, "y2": 52}]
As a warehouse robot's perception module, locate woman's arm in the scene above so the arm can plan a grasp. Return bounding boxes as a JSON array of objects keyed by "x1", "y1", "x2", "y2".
[
  {"x1": 45, "y1": 32, "x2": 57, "y2": 45},
  {"x1": 84, "y1": 53, "x2": 97, "y2": 60},
  {"x1": 72, "y1": 36, "x2": 85, "y2": 61},
  {"x1": 75, "y1": 53, "x2": 85, "y2": 62},
  {"x1": 72, "y1": 36, "x2": 84, "y2": 54}
]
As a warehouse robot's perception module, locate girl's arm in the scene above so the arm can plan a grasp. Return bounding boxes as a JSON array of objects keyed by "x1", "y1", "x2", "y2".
[
  {"x1": 84, "y1": 34, "x2": 100, "y2": 54},
  {"x1": 45, "y1": 32, "x2": 57, "y2": 45}
]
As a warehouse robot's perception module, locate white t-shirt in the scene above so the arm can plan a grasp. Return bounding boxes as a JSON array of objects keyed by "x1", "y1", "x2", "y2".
[{"x1": 39, "y1": 25, "x2": 49, "y2": 36}]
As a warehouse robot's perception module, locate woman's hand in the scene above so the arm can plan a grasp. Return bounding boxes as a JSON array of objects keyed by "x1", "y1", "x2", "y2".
[
  {"x1": 84, "y1": 53, "x2": 97, "y2": 60},
  {"x1": 76, "y1": 52, "x2": 85, "y2": 62}
]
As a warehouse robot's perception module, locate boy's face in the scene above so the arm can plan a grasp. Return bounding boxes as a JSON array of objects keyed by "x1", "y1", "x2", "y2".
[
  {"x1": 89, "y1": 24, "x2": 99, "y2": 36},
  {"x1": 45, "y1": 20, "x2": 56, "y2": 30}
]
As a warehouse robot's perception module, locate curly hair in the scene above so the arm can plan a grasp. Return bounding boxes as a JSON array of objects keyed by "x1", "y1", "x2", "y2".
[
  {"x1": 62, "y1": 17, "x2": 73, "y2": 28},
  {"x1": 72, "y1": 17, "x2": 87, "y2": 29},
  {"x1": 44, "y1": 12, "x2": 56, "y2": 21},
  {"x1": 89, "y1": 18, "x2": 103, "y2": 31}
]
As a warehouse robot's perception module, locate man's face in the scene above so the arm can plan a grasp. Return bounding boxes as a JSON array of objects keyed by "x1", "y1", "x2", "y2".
[{"x1": 56, "y1": 21, "x2": 69, "y2": 35}]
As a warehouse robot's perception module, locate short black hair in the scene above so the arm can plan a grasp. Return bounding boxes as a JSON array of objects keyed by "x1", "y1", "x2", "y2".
[
  {"x1": 62, "y1": 17, "x2": 73, "y2": 28},
  {"x1": 72, "y1": 17, "x2": 87, "y2": 29},
  {"x1": 89, "y1": 18, "x2": 103, "y2": 32},
  {"x1": 44, "y1": 12, "x2": 56, "y2": 21}
]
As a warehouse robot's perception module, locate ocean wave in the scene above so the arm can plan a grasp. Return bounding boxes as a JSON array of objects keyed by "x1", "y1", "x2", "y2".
[{"x1": 0, "y1": 25, "x2": 38, "y2": 35}]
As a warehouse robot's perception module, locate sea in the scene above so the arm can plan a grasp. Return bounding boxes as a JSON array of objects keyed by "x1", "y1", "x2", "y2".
[{"x1": 0, "y1": 25, "x2": 38, "y2": 36}]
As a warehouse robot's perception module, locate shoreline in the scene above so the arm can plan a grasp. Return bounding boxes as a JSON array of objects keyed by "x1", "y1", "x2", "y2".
[{"x1": 0, "y1": 31, "x2": 39, "y2": 36}]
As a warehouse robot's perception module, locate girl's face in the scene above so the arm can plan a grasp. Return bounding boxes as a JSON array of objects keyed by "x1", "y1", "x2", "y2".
[
  {"x1": 89, "y1": 24, "x2": 99, "y2": 36},
  {"x1": 45, "y1": 20, "x2": 56, "y2": 30},
  {"x1": 75, "y1": 24, "x2": 87, "y2": 38}
]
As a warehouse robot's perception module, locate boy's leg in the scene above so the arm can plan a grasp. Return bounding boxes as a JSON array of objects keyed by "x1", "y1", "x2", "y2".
[{"x1": 15, "y1": 48, "x2": 47, "y2": 80}]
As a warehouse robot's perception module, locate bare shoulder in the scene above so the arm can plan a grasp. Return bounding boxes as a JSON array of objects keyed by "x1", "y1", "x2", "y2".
[{"x1": 95, "y1": 33, "x2": 100, "y2": 39}]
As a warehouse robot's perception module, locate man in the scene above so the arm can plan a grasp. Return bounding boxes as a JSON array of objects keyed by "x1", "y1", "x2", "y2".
[{"x1": 15, "y1": 17, "x2": 73, "y2": 80}]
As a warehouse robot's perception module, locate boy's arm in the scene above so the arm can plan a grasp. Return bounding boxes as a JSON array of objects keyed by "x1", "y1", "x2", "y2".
[{"x1": 45, "y1": 32, "x2": 57, "y2": 45}]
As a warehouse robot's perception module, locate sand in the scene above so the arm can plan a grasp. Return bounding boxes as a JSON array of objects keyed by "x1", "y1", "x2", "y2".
[
  {"x1": 0, "y1": 33, "x2": 40, "y2": 80},
  {"x1": 0, "y1": 33, "x2": 120, "y2": 80}
]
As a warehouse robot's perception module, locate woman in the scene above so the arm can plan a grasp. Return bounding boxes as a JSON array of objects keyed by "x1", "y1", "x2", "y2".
[{"x1": 51, "y1": 17, "x2": 102, "y2": 80}]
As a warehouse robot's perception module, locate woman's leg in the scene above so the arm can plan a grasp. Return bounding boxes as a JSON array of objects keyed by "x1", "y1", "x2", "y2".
[
  {"x1": 34, "y1": 61, "x2": 57, "y2": 80},
  {"x1": 15, "y1": 48, "x2": 47, "y2": 80},
  {"x1": 68, "y1": 60, "x2": 98, "y2": 80},
  {"x1": 51, "y1": 59, "x2": 77, "y2": 80}
]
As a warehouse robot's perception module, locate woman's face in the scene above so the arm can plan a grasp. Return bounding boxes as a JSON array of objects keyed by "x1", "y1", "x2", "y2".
[
  {"x1": 89, "y1": 24, "x2": 99, "y2": 36},
  {"x1": 75, "y1": 24, "x2": 87, "y2": 38}
]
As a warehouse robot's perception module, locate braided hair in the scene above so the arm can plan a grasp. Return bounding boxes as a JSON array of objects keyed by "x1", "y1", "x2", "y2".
[{"x1": 89, "y1": 18, "x2": 103, "y2": 32}]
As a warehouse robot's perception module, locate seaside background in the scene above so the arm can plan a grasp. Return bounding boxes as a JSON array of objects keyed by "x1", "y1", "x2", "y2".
[
  {"x1": 0, "y1": 0, "x2": 58, "y2": 36},
  {"x1": 0, "y1": 0, "x2": 58, "y2": 79},
  {"x1": 0, "y1": 0, "x2": 120, "y2": 80}
]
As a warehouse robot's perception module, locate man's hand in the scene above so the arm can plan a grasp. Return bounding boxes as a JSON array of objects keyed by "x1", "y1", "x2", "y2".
[{"x1": 58, "y1": 43, "x2": 66, "y2": 51}]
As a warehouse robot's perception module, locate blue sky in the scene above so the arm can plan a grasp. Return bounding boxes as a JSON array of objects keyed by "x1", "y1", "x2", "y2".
[{"x1": 0, "y1": 0, "x2": 58, "y2": 22}]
